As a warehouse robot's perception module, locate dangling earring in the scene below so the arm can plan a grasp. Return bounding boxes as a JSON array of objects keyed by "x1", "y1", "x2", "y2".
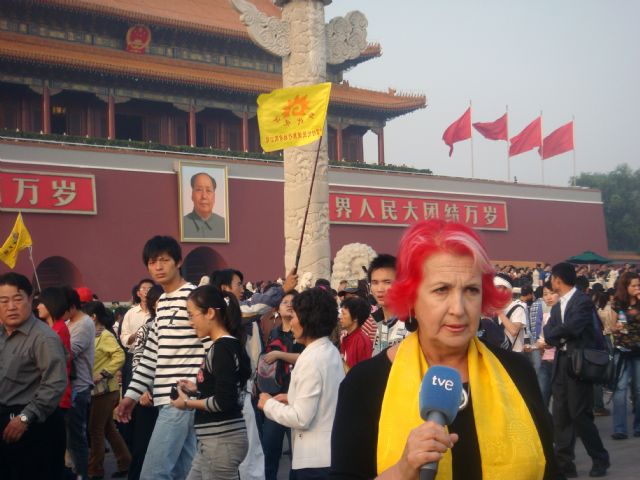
[{"x1": 405, "y1": 310, "x2": 418, "y2": 332}]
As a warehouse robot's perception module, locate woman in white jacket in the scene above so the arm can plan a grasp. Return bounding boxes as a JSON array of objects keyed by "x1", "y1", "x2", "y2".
[{"x1": 257, "y1": 287, "x2": 345, "y2": 480}]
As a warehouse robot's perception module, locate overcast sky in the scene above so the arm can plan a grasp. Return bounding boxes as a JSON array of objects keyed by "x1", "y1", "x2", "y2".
[{"x1": 325, "y1": 0, "x2": 640, "y2": 186}]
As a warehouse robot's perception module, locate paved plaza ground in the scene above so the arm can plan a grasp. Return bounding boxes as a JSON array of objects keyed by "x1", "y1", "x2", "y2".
[{"x1": 104, "y1": 401, "x2": 637, "y2": 479}]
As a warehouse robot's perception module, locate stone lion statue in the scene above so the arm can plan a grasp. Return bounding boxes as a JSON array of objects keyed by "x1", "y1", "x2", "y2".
[{"x1": 331, "y1": 243, "x2": 377, "y2": 290}]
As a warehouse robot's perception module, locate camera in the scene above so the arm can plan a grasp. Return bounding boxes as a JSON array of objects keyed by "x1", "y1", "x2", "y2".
[{"x1": 170, "y1": 383, "x2": 180, "y2": 400}]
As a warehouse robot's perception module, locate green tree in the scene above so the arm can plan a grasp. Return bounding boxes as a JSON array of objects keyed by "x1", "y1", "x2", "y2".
[{"x1": 574, "y1": 164, "x2": 640, "y2": 251}]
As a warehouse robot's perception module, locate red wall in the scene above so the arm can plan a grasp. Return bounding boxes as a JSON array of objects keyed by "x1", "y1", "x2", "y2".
[{"x1": 0, "y1": 161, "x2": 608, "y2": 300}]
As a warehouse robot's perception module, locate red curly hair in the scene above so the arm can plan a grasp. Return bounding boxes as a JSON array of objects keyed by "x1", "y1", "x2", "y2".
[{"x1": 386, "y1": 219, "x2": 510, "y2": 320}]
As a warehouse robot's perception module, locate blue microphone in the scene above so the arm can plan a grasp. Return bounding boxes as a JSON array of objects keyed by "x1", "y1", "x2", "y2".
[{"x1": 418, "y1": 365, "x2": 463, "y2": 480}]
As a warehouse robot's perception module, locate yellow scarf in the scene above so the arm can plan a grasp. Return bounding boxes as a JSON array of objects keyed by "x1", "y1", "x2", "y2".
[{"x1": 377, "y1": 333, "x2": 545, "y2": 479}]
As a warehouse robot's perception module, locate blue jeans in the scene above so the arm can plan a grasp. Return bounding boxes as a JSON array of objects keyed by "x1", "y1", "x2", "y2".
[
  {"x1": 612, "y1": 354, "x2": 640, "y2": 435},
  {"x1": 67, "y1": 387, "x2": 92, "y2": 479},
  {"x1": 537, "y1": 360, "x2": 553, "y2": 409},
  {"x1": 139, "y1": 405, "x2": 196, "y2": 480},
  {"x1": 262, "y1": 416, "x2": 291, "y2": 480}
]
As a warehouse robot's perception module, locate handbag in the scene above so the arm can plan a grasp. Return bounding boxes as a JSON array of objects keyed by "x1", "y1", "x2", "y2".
[
  {"x1": 567, "y1": 347, "x2": 614, "y2": 385},
  {"x1": 567, "y1": 307, "x2": 615, "y2": 385}
]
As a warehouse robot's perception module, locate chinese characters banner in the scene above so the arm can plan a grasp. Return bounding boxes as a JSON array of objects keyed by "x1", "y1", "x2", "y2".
[
  {"x1": 0, "y1": 170, "x2": 97, "y2": 215},
  {"x1": 330, "y1": 192, "x2": 507, "y2": 231}
]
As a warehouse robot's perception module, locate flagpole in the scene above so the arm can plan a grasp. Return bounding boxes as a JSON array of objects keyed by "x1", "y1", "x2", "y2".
[
  {"x1": 28, "y1": 246, "x2": 41, "y2": 292},
  {"x1": 572, "y1": 115, "x2": 576, "y2": 186},
  {"x1": 469, "y1": 99, "x2": 474, "y2": 178},
  {"x1": 506, "y1": 105, "x2": 510, "y2": 181},
  {"x1": 293, "y1": 136, "x2": 323, "y2": 274},
  {"x1": 540, "y1": 110, "x2": 544, "y2": 184}
]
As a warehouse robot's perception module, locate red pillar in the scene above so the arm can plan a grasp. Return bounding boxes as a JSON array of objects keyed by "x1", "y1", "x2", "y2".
[
  {"x1": 86, "y1": 106, "x2": 93, "y2": 137},
  {"x1": 107, "y1": 93, "x2": 116, "y2": 139},
  {"x1": 20, "y1": 98, "x2": 29, "y2": 132},
  {"x1": 189, "y1": 104, "x2": 196, "y2": 147},
  {"x1": 336, "y1": 125, "x2": 343, "y2": 161},
  {"x1": 42, "y1": 84, "x2": 51, "y2": 134},
  {"x1": 242, "y1": 111, "x2": 249, "y2": 152},
  {"x1": 377, "y1": 127, "x2": 385, "y2": 166}
]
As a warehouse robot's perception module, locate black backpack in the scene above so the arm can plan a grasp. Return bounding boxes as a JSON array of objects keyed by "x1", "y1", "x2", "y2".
[{"x1": 478, "y1": 304, "x2": 524, "y2": 351}]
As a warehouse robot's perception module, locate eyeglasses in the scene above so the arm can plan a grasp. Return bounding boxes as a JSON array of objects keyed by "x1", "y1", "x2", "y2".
[
  {"x1": 281, "y1": 301, "x2": 293, "y2": 306},
  {"x1": 139, "y1": 287, "x2": 152, "y2": 293}
]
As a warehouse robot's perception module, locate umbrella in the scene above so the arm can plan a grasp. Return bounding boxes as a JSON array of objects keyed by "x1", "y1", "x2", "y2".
[{"x1": 565, "y1": 250, "x2": 611, "y2": 264}]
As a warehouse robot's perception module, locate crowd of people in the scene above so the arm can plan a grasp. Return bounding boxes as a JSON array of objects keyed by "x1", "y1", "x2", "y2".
[{"x1": 1, "y1": 221, "x2": 639, "y2": 479}]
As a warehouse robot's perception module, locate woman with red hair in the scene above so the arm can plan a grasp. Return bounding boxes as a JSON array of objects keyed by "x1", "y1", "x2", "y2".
[{"x1": 329, "y1": 220, "x2": 558, "y2": 479}]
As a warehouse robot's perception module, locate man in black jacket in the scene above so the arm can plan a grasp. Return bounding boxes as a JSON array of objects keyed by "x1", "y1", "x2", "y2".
[{"x1": 544, "y1": 263, "x2": 610, "y2": 478}]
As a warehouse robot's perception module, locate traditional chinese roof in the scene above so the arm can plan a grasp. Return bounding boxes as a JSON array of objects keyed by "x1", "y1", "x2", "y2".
[
  {"x1": 38, "y1": 0, "x2": 282, "y2": 40},
  {"x1": 36, "y1": 0, "x2": 380, "y2": 69},
  {"x1": 0, "y1": 31, "x2": 426, "y2": 118}
]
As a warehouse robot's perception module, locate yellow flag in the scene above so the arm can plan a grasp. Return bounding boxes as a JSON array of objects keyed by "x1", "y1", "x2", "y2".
[
  {"x1": 0, "y1": 213, "x2": 33, "y2": 268},
  {"x1": 257, "y1": 82, "x2": 332, "y2": 152}
]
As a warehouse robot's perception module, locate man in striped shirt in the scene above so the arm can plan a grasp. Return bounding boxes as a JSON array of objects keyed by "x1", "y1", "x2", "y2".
[{"x1": 116, "y1": 236, "x2": 208, "y2": 480}]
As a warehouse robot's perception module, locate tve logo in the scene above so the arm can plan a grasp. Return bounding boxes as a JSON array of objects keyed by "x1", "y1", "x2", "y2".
[{"x1": 432, "y1": 376, "x2": 454, "y2": 391}]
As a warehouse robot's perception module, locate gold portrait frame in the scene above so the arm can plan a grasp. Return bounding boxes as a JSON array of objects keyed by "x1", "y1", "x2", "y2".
[{"x1": 178, "y1": 161, "x2": 229, "y2": 243}]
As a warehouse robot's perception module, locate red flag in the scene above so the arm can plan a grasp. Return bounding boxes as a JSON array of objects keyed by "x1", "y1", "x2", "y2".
[
  {"x1": 509, "y1": 117, "x2": 541, "y2": 157},
  {"x1": 442, "y1": 107, "x2": 471, "y2": 156},
  {"x1": 473, "y1": 113, "x2": 508, "y2": 141},
  {"x1": 540, "y1": 121, "x2": 574, "y2": 160}
]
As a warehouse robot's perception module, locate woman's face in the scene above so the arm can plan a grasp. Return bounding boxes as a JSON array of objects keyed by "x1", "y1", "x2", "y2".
[
  {"x1": 626, "y1": 278, "x2": 640, "y2": 300},
  {"x1": 290, "y1": 309, "x2": 305, "y2": 344},
  {"x1": 36, "y1": 302, "x2": 50, "y2": 321},
  {"x1": 187, "y1": 299, "x2": 213, "y2": 339},
  {"x1": 339, "y1": 307, "x2": 356, "y2": 332},
  {"x1": 279, "y1": 294, "x2": 294, "y2": 318},
  {"x1": 543, "y1": 287, "x2": 559, "y2": 307},
  {"x1": 414, "y1": 252, "x2": 482, "y2": 356}
]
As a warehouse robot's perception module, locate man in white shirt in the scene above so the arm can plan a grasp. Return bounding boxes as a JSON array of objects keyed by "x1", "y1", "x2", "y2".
[
  {"x1": 493, "y1": 273, "x2": 527, "y2": 352},
  {"x1": 543, "y1": 262, "x2": 609, "y2": 478}
]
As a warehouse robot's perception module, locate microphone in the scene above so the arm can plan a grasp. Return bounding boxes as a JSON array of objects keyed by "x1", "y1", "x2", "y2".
[{"x1": 418, "y1": 366, "x2": 463, "y2": 480}]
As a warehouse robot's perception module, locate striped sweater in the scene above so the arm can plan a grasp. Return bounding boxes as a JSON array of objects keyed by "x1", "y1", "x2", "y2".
[{"x1": 125, "y1": 282, "x2": 210, "y2": 406}]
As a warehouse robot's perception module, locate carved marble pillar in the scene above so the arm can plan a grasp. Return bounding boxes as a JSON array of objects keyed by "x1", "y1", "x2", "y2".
[
  {"x1": 232, "y1": 0, "x2": 367, "y2": 282},
  {"x1": 42, "y1": 84, "x2": 51, "y2": 134}
]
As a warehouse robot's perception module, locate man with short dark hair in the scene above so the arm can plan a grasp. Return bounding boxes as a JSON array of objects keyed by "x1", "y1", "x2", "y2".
[
  {"x1": 367, "y1": 254, "x2": 407, "y2": 355},
  {"x1": 0, "y1": 273, "x2": 67, "y2": 479},
  {"x1": 183, "y1": 172, "x2": 225, "y2": 239},
  {"x1": 117, "y1": 235, "x2": 204, "y2": 480},
  {"x1": 544, "y1": 262, "x2": 610, "y2": 478}
]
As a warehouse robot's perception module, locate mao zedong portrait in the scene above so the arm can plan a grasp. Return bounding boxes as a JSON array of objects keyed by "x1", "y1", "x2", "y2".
[{"x1": 182, "y1": 172, "x2": 226, "y2": 239}]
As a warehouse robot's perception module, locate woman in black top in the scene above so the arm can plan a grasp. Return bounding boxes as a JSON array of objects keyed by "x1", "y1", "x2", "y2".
[
  {"x1": 171, "y1": 285, "x2": 252, "y2": 480},
  {"x1": 329, "y1": 220, "x2": 558, "y2": 479}
]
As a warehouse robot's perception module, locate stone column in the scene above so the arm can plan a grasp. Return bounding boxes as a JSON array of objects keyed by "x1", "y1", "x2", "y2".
[
  {"x1": 42, "y1": 84, "x2": 51, "y2": 134},
  {"x1": 281, "y1": 1, "x2": 331, "y2": 280},
  {"x1": 107, "y1": 92, "x2": 116, "y2": 139}
]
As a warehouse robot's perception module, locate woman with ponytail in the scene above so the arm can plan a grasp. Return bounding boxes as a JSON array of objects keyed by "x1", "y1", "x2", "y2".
[{"x1": 171, "y1": 285, "x2": 252, "y2": 479}]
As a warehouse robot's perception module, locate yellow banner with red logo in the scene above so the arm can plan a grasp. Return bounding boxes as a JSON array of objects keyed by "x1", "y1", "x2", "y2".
[{"x1": 257, "y1": 82, "x2": 332, "y2": 152}]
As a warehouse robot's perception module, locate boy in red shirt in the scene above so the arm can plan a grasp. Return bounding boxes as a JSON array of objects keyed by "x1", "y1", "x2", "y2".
[{"x1": 339, "y1": 296, "x2": 373, "y2": 369}]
